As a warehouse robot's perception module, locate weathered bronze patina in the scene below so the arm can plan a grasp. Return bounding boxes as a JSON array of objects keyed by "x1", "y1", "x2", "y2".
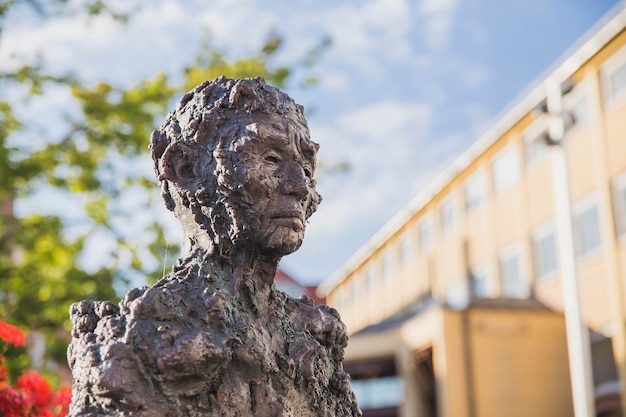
[{"x1": 67, "y1": 77, "x2": 360, "y2": 416}]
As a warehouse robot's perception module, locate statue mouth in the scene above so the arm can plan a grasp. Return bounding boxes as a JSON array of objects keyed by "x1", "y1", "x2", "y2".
[
  {"x1": 271, "y1": 209, "x2": 303, "y2": 219},
  {"x1": 270, "y1": 211, "x2": 305, "y2": 231}
]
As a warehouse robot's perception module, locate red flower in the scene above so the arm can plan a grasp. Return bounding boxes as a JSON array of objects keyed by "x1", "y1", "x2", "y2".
[
  {"x1": 0, "y1": 385, "x2": 25, "y2": 417},
  {"x1": 56, "y1": 386, "x2": 72, "y2": 416},
  {"x1": 0, "y1": 359, "x2": 8, "y2": 382},
  {"x1": 0, "y1": 370, "x2": 72, "y2": 416},
  {"x1": 0, "y1": 320, "x2": 26, "y2": 347},
  {"x1": 0, "y1": 320, "x2": 72, "y2": 416},
  {"x1": 17, "y1": 370, "x2": 55, "y2": 409}
]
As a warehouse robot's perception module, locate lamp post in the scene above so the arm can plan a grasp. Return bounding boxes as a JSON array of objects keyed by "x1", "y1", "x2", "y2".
[{"x1": 544, "y1": 79, "x2": 595, "y2": 417}]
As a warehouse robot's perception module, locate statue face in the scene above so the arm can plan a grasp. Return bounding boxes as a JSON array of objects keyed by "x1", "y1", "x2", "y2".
[{"x1": 232, "y1": 114, "x2": 319, "y2": 257}]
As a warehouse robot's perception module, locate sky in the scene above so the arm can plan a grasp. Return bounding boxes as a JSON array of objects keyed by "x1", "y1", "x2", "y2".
[{"x1": 2, "y1": 0, "x2": 622, "y2": 286}]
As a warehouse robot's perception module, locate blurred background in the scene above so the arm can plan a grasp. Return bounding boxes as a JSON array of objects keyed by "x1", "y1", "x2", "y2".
[{"x1": 1, "y1": 0, "x2": 625, "y2": 416}]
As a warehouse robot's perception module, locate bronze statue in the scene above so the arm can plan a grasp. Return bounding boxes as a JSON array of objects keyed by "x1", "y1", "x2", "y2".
[{"x1": 67, "y1": 77, "x2": 361, "y2": 416}]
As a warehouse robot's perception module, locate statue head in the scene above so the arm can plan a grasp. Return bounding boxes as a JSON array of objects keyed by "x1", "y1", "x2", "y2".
[{"x1": 150, "y1": 77, "x2": 321, "y2": 260}]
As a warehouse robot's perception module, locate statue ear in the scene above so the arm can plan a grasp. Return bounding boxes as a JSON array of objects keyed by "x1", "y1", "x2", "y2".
[{"x1": 159, "y1": 141, "x2": 203, "y2": 191}]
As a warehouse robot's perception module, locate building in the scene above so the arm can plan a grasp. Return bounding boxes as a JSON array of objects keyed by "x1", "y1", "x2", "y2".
[{"x1": 318, "y1": 4, "x2": 626, "y2": 417}]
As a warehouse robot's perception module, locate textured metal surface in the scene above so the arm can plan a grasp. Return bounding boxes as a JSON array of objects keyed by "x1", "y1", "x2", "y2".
[{"x1": 68, "y1": 77, "x2": 360, "y2": 417}]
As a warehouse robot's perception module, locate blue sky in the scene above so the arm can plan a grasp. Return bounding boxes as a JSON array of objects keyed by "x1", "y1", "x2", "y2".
[{"x1": 2, "y1": 0, "x2": 621, "y2": 285}]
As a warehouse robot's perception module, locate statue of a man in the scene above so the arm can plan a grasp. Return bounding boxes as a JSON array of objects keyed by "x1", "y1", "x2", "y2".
[{"x1": 67, "y1": 77, "x2": 361, "y2": 417}]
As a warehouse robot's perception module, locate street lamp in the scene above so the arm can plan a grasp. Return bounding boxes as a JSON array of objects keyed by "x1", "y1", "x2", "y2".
[{"x1": 541, "y1": 78, "x2": 596, "y2": 417}]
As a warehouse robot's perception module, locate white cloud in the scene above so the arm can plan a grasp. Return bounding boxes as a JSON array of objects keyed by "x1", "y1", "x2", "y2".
[
  {"x1": 198, "y1": 0, "x2": 277, "y2": 58},
  {"x1": 6, "y1": 83, "x2": 83, "y2": 156},
  {"x1": 417, "y1": 0, "x2": 459, "y2": 15},
  {"x1": 1, "y1": 0, "x2": 378, "y2": 89},
  {"x1": 1, "y1": 1, "x2": 239, "y2": 84},
  {"x1": 459, "y1": 65, "x2": 491, "y2": 89},
  {"x1": 319, "y1": 72, "x2": 349, "y2": 92},
  {"x1": 314, "y1": 101, "x2": 432, "y2": 175},
  {"x1": 462, "y1": 102, "x2": 491, "y2": 137},
  {"x1": 417, "y1": 0, "x2": 460, "y2": 49},
  {"x1": 466, "y1": 20, "x2": 490, "y2": 45},
  {"x1": 308, "y1": 0, "x2": 413, "y2": 79}
]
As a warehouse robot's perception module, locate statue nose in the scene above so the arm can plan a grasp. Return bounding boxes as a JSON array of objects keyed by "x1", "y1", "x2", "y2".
[{"x1": 280, "y1": 162, "x2": 308, "y2": 199}]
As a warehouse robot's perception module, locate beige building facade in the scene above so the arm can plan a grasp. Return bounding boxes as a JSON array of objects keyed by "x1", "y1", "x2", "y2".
[{"x1": 319, "y1": 4, "x2": 626, "y2": 417}]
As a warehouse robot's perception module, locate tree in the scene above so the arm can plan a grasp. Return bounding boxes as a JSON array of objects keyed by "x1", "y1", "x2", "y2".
[{"x1": 0, "y1": 0, "x2": 326, "y2": 372}]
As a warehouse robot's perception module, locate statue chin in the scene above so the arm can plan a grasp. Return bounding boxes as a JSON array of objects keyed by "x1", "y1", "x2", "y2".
[{"x1": 260, "y1": 226, "x2": 304, "y2": 257}]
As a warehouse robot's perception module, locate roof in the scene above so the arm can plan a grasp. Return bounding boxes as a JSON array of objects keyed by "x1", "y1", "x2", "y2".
[
  {"x1": 467, "y1": 296, "x2": 553, "y2": 311},
  {"x1": 353, "y1": 296, "x2": 439, "y2": 336},
  {"x1": 318, "y1": 2, "x2": 626, "y2": 297},
  {"x1": 275, "y1": 267, "x2": 325, "y2": 305},
  {"x1": 352, "y1": 296, "x2": 555, "y2": 337}
]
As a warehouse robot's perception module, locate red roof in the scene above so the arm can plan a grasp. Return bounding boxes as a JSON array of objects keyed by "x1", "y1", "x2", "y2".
[{"x1": 275, "y1": 268, "x2": 325, "y2": 305}]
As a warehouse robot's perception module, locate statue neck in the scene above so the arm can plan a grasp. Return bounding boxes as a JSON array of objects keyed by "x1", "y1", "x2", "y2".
[{"x1": 177, "y1": 236, "x2": 281, "y2": 308}]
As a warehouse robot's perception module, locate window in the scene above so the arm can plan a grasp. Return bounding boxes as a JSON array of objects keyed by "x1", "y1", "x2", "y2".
[
  {"x1": 613, "y1": 174, "x2": 626, "y2": 238},
  {"x1": 366, "y1": 265, "x2": 378, "y2": 290},
  {"x1": 440, "y1": 196, "x2": 458, "y2": 233},
  {"x1": 464, "y1": 171, "x2": 487, "y2": 212},
  {"x1": 573, "y1": 200, "x2": 602, "y2": 257},
  {"x1": 607, "y1": 65, "x2": 626, "y2": 102},
  {"x1": 567, "y1": 94, "x2": 589, "y2": 130},
  {"x1": 532, "y1": 225, "x2": 558, "y2": 279},
  {"x1": 350, "y1": 376, "x2": 403, "y2": 410},
  {"x1": 336, "y1": 287, "x2": 350, "y2": 312},
  {"x1": 399, "y1": 233, "x2": 414, "y2": 265},
  {"x1": 601, "y1": 45, "x2": 626, "y2": 106},
  {"x1": 354, "y1": 276, "x2": 366, "y2": 300},
  {"x1": 446, "y1": 280, "x2": 469, "y2": 309},
  {"x1": 470, "y1": 265, "x2": 490, "y2": 298},
  {"x1": 418, "y1": 217, "x2": 435, "y2": 250},
  {"x1": 499, "y1": 246, "x2": 529, "y2": 298},
  {"x1": 524, "y1": 131, "x2": 549, "y2": 165},
  {"x1": 344, "y1": 284, "x2": 353, "y2": 307},
  {"x1": 382, "y1": 249, "x2": 396, "y2": 280},
  {"x1": 491, "y1": 144, "x2": 520, "y2": 194},
  {"x1": 523, "y1": 119, "x2": 549, "y2": 166}
]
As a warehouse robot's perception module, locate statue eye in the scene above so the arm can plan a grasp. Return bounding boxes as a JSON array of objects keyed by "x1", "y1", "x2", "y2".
[
  {"x1": 264, "y1": 154, "x2": 281, "y2": 164},
  {"x1": 303, "y1": 167, "x2": 313, "y2": 179}
]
